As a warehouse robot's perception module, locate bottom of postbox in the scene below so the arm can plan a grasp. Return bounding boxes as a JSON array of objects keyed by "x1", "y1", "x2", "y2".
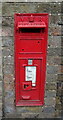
[{"x1": 16, "y1": 101, "x2": 44, "y2": 106}]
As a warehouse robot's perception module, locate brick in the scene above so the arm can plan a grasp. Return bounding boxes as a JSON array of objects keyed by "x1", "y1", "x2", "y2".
[
  {"x1": 45, "y1": 97, "x2": 56, "y2": 106},
  {"x1": 38, "y1": 112, "x2": 55, "y2": 118},
  {"x1": 4, "y1": 104, "x2": 15, "y2": 114},
  {"x1": 46, "y1": 74, "x2": 58, "y2": 82},
  {"x1": 61, "y1": 36, "x2": 63, "y2": 48},
  {"x1": 35, "y1": 3, "x2": 50, "y2": 13},
  {"x1": 61, "y1": 110, "x2": 63, "y2": 117},
  {"x1": 61, "y1": 66, "x2": 63, "y2": 73},
  {"x1": 2, "y1": 16, "x2": 14, "y2": 27},
  {"x1": 0, "y1": 76, "x2": 2, "y2": 81},
  {"x1": 2, "y1": 36, "x2": 13, "y2": 47},
  {"x1": 25, "y1": 107, "x2": 41, "y2": 113},
  {"x1": 55, "y1": 103, "x2": 61, "y2": 110},
  {"x1": 54, "y1": 110, "x2": 61, "y2": 118},
  {"x1": 21, "y1": 113, "x2": 39, "y2": 118},
  {"x1": 42, "y1": 106, "x2": 55, "y2": 113},
  {"x1": 0, "y1": 38, "x2": 2, "y2": 77},
  {"x1": 61, "y1": 26, "x2": 63, "y2": 36},
  {"x1": 47, "y1": 65, "x2": 61, "y2": 74},
  {"x1": 4, "y1": 82, "x2": 14, "y2": 92},
  {"x1": 5, "y1": 95, "x2": 14, "y2": 104},
  {"x1": 2, "y1": 0, "x2": 26, "y2": 2},
  {"x1": 0, "y1": 17, "x2": 2, "y2": 25},
  {"x1": 49, "y1": 24, "x2": 61, "y2": 36},
  {"x1": 0, "y1": 81, "x2": 2, "y2": 96},
  {"x1": 2, "y1": 46, "x2": 14, "y2": 57},
  {"x1": 48, "y1": 36, "x2": 61, "y2": 48},
  {"x1": 0, "y1": 3, "x2": 2, "y2": 16},
  {"x1": 4, "y1": 74, "x2": 14, "y2": 83},
  {"x1": 16, "y1": 106, "x2": 41, "y2": 113},
  {"x1": 3, "y1": 64, "x2": 14, "y2": 74},
  {"x1": 49, "y1": 3, "x2": 61, "y2": 14},
  {"x1": 2, "y1": 3, "x2": 36, "y2": 17},
  {"x1": 49, "y1": 14, "x2": 61, "y2": 25},
  {"x1": 58, "y1": 74, "x2": 63, "y2": 81},
  {"x1": 28, "y1": 0, "x2": 48, "y2": 1},
  {"x1": 0, "y1": 25, "x2": 2, "y2": 37},
  {"x1": 0, "y1": 117, "x2": 2, "y2": 120},
  {"x1": 47, "y1": 56, "x2": 61, "y2": 65},
  {"x1": 5, "y1": 113, "x2": 22, "y2": 118},
  {"x1": 48, "y1": 48, "x2": 62, "y2": 56},
  {"x1": 3, "y1": 56, "x2": 14, "y2": 65},
  {"x1": 45, "y1": 90, "x2": 56, "y2": 98},
  {"x1": 61, "y1": 2, "x2": 63, "y2": 13},
  {"x1": 46, "y1": 82, "x2": 57, "y2": 90},
  {"x1": 2, "y1": 26, "x2": 13, "y2": 37},
  {"x1": 0, "y1": 103, "x2": 2, "y2": 117}
]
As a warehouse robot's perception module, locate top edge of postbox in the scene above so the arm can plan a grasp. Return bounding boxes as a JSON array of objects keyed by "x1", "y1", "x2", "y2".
[{"x1": 14, "y1": 13, "x2": 48, "y2": 16}]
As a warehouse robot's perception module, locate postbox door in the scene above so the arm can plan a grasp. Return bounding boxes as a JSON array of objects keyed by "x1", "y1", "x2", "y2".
[{"x1": 19, "y1": 59, "x2": 42, "y2": 101}]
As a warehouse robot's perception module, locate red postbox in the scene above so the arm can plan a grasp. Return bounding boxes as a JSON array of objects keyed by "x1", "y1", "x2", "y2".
[{"x1": 14, "y1": 13, "x2": 48, "y2": 106}]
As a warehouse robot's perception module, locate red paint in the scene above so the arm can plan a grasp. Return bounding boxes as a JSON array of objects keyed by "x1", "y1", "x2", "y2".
[{"x1": 14, "y1": 13, "x2": 49, "y2": 106}]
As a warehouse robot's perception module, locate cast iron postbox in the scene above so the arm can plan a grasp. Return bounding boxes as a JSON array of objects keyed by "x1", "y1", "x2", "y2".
[{"x1": 14, "y1": 13, "x2": 48, "y2": 106}]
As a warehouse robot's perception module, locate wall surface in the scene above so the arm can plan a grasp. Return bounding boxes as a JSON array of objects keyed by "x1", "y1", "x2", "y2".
[
  {"x1": 0, "y1": 1, "x2": 63, "y2": 119},
  {"x1": 0, "y1": 2, "x2": 2, "y2": 120}
]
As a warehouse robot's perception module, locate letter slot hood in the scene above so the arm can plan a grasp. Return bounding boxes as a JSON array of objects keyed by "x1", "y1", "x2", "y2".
[{"x1": 17, "y1": 22, "x2": 46, "y2": 28}]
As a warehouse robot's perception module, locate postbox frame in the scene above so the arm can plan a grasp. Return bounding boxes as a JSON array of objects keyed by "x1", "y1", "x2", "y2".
[{"x1": 14, "y1": 13, "x2": 49, "y2": 106}]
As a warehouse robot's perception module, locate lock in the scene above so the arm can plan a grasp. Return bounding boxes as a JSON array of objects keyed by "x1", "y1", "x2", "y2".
[
  {"x1": 14, "y1": 13, "x2": 49, "y2": 106},
  {"x1": 22, "y1": 81, "x2": 32, "y2": 90}
]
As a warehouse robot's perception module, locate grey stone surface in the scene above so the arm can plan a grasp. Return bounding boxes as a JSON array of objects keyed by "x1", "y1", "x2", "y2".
[
  {"x1": 0, "y1": 4, "x2": 2, "y2": 118},
  {"x1": 45, "y1": 97, "x2": 56, "y2": 106},
  {"x1": 45, "y1": 90, "x2": 56, "y2": 98},
  {"x1": 1, "y1": 0, "x2": 27, "y2": 2},
  {"x1": 2, "y1": 26, "x2": 13, "y2": 36},
  {"x1": 2, "y1": 3, "x2": 61, "y2": 17},
  {"x1": 49, "y1": 25, "x2": 61, "y2": 36},
  {"x1": 2, "y1": 16, "x2": 14, "y2": 27},
  {"x1": 48, "y1": 36, "x2": 61, "y2": 48},
  {"x1": 46, "y1": 82, "x2": 57, "y2": 90},
  {"x1": 38, "y1": 106, "x2": 55, "y2": 118},
  {"x1": 1, "y1": 2, "x2": 63, "y2": 118},
  {"x1": 57, "y1": 74, "x2": 63, "y2": 81},
  {"x1": 47, "y1": 65, "x2": 61, "y2": 74},
  {"x1": 0, "y1": 0, "x2": 63, "y2": 2},
  {"x1": 47, "y1": 56, "x2": 61, "y2": 65},
  {"x1": 0, "y1": 117, "x2": 2, "y2": 120},
  {"x1": 47, "y1": 73, "x2": 58, "y2": 82},
  {"x1": 0, "y1": 103, "x2": 2, "y2": 117},
  {"x1": 2, "y1": 46, "x2": 14, "y2": 57},
  {"x1": 48, "y1": 48, "x2": 61, "y2": 56},
  {"x1": 2, "y1": 36, "x2": 13, "y2": 47},
  {"x1": 0, "y1": 3, "x2": 2, "y2": 16},
  {"x1": 2, "y1": 3, "x2": 36, "y2": 16},
  {"x1": 21, "y1": 113, "x2": 39, "y2": 118},
  {"x1": 16, "y1": 106, "x2": 42, "y2": 113},
  {"x1": 0, "y1": 25, "x2": 2, "y2": 37},
  {"x1": 3, "y1": 64, "x2": 14, "y2": 74},
  {"x1": 49, "y1": 14, "x2": 61, "y2": 25},
  {"x1": 49, "y1": 3, "x2": 61, "y2": 14}
]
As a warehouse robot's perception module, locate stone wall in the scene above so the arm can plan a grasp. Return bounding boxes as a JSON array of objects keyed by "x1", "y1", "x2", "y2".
[
  {"x1": 0, "y1": 2, "x2": 2, "y2": 120},
  {"x1": 1, "y1": 2, "x2": 63, "y2": 118}
]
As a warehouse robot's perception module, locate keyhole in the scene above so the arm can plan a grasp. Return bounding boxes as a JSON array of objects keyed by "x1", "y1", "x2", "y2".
[
  {"x1": 22, "y1": 49, "x2": 24, "y2": 51},
  {"x1": 38, "y1": 41, "x2": 40, "y2": 43},
  {"x1": 24, "y1": 84, "x2": 29, "y2": 89}
]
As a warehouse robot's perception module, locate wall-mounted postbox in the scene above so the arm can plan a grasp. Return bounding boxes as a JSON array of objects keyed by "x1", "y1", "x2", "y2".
[{"x1": 14, "y1": 13, "x2": 48, "y2": 106}]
